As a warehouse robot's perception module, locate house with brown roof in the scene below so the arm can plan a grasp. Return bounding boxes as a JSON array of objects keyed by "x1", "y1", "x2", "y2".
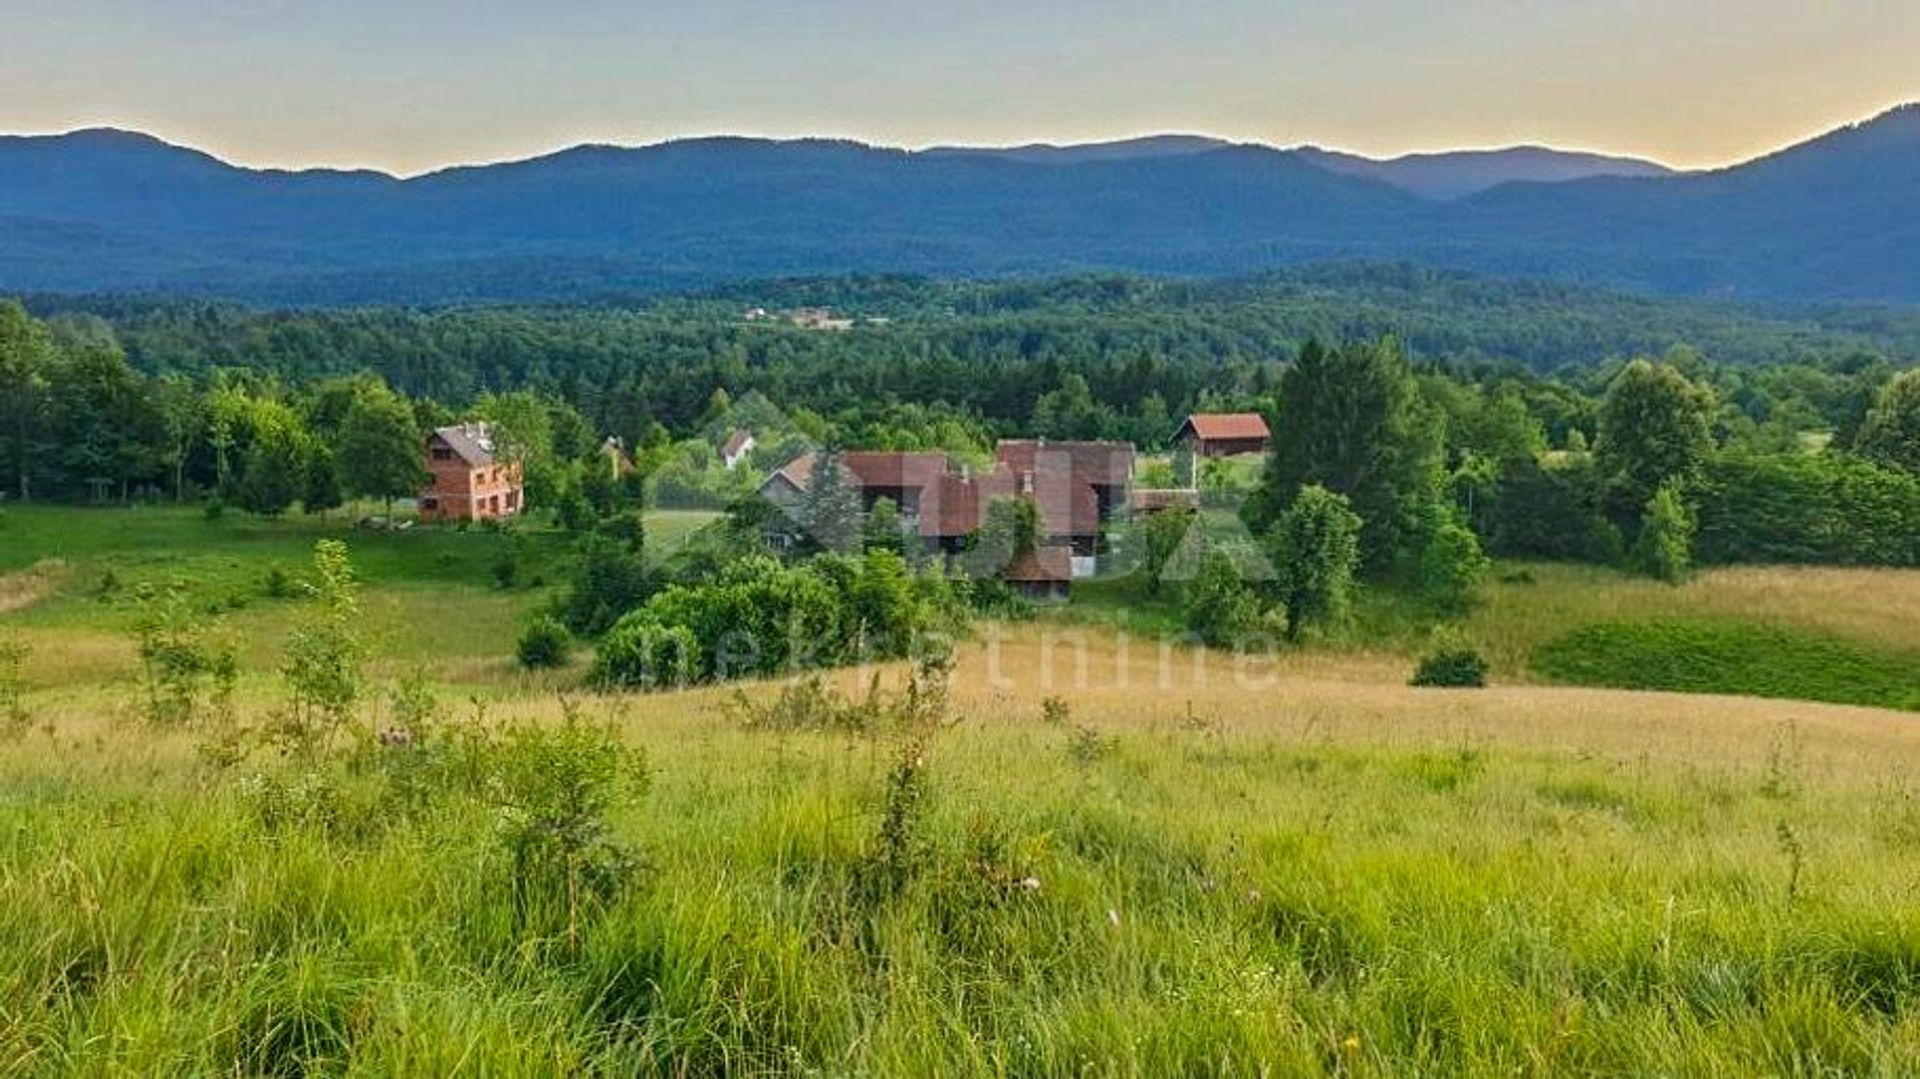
[
  {"x1": 420, "y1": 424, "x2": 524, "y2": 523},
  {"x1": 756, "y1": 440, "x2": 1136, "y2": 586},
  {"x1": 1173, "y1": 413, "x2": 1271, "y2": 458},
  {"x1": 720, "y1": 430, "x2": 756, "y2": 470}
]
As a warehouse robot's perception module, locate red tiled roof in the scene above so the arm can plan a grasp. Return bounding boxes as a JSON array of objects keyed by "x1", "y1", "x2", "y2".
[
  {"x1": 1177, "y1": 413, "x2": 1270, "y2": 442},
  {"x1": 840, "y1": 451, "x2": 950, "y2": 490},
  {"x1": 993, "y1": 440, "x2": 1135, "y2": 486}
]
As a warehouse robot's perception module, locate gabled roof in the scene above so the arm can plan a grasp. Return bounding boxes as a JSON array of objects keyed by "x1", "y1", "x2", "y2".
[
  {"x1": 994, "y1": 440, "x2": 1135, "y2": 486},
  {"x1": 721, "y1": 430, "x2": 755, "y2": 457},
  {"x1": 431, "y1": 424, "x2": 498, "y2": 468},
  {"x1": 840, "y1": 451, "x2": 950, "y2": 490},
  {"x1": 1175, "y1": 413, "x2": 1271, "y2": 443}
]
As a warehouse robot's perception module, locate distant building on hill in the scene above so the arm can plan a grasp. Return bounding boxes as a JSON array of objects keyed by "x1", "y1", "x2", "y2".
[
  {"x1": 420, "y1": 423, "x2": 523, "y2": 522},
  {"x1": 720, "y1": 429, "x2": 757, "y2": 470}
]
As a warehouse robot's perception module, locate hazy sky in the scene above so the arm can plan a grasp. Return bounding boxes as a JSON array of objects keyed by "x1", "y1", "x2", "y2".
[{"x1": 2, "y1": 0, "x2": 1915, "y2": 176}]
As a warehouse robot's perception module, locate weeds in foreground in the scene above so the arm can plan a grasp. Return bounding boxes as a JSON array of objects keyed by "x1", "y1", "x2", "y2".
[
  {"x1": 129, "y1": 581, "x2": 238, "y2": 727},
  {"x1": 492, "y1": 698, "x2": 652, "y2": 945},
  {"x1": 0, "y1": 634, "x2": 28, "y2": 737}
]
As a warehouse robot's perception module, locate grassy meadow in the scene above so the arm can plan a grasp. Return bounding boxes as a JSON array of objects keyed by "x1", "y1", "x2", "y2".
[{"x1": 2, "y1": 506, "x2": 1919, "y2": 1075}]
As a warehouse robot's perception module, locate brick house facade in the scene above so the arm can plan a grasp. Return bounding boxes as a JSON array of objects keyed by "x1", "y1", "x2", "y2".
[{"x1": 419, "y1": 424, "x2": 524, "y2": 523}]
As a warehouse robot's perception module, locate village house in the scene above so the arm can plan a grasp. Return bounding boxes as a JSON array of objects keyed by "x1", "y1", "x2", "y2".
[
  {"x1": 1173, "y1": 412, "x2": 1272, "y2": 459},
  {"x1": 419, "y1": 423, "x2": 524, "y2": 523},
  {"x1": 756, "y1": 439, "x2": 1136, "y2": 591},
  {"x1": 720, "y1": 429, "x2": 757, "y2": 470}
]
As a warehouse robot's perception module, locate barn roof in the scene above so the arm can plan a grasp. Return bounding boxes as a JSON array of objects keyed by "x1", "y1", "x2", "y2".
[{"x1": 1175, "y1": 413, "x2": 1271, "y2": 443}]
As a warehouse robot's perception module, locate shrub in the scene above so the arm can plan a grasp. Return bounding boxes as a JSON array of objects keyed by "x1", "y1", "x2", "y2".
[
  {"x1": 1410, "y1": 646, "x2": 1490, "y2": 688},
  {"x1": 275, "y1": 541, "x2": 365, "y2": 752},
  {"x1": 490, "y1": 707, "x2": 651, "y2": 940},
  {"x1": 130, "y1": 582, "x2": 238, "y2": 727},
  {"x1": 516, "y1": 616, "x2": 573, "y2": 670},
  {"x1": 559, "y1": 533, "x2": 652, "y2": 637},
  {"x1": 1416, "y1": 505, "x2": 1490, "y2": 613},
  {"x1": 590, "y1": 614, "x2": 699, "y2": 690},
  {"x1": 1184, "y1": 550, "x2": 1266, "y2": 648},
  {"x1": 1268, "y1": 485, "x2": 1362, "y2": 641}
]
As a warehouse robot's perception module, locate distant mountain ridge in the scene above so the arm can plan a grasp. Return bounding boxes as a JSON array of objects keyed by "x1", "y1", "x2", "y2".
[
  {"x1": 0, "y1": 105, "x2": 1915, "y2": 305},
  {"x1": 1292, "y1": 144, "x2": 1675, "y2": 199}
]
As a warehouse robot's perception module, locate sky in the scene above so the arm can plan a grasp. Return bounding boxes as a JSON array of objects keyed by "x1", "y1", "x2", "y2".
[{"x1": 1, "y1": 0, "x2": 1915, "y2": 176}]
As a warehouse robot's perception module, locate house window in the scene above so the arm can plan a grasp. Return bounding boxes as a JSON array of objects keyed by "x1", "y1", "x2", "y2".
[
  {"x1": 431, "y1": 447, "x2": 452, "y2": 461},
  {"x1": 422, "y1": 497, "x2": 439, "y2": 511}
]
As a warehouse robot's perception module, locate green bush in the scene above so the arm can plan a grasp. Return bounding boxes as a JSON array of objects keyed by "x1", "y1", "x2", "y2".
[
  {"x1": 516, "y1": 616, "x2": 573, "y2": 670},
  {"x1": 591, "y1": 552, "x2": 953, "y2": 689},
  {"x1": 1410, "y1": 647, "x2": 1490, "y2": 688}
]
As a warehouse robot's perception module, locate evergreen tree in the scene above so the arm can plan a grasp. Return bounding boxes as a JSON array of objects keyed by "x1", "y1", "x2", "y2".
[
  {"x1": 799, "y1": 451, "x2": 863, "y2": 554},
  {"x1": 1249, "y1": 338, "x2": 1442, "y2": 572}
]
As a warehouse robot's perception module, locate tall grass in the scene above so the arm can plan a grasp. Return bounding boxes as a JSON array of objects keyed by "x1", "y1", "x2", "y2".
[
  {"x1": 5, "y1": 511, "x2": 1920, "y2": 1073},
  {"x1": 4, "y1": 649, "x2": 1920, "y2": 1074}
]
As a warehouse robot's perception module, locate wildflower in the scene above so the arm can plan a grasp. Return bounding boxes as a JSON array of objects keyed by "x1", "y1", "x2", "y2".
[
  {"x1": 1018, "y1": 876, "x2": 1041, "y2": 893},
  {"x1": 1342, "y1": 1036, "x2": 1362, "y2": 1053}
]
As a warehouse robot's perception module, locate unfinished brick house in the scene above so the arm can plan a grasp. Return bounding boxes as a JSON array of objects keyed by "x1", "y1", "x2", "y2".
[{"x1": 419, "y1": 423, "x2": 524, "y2": 523}]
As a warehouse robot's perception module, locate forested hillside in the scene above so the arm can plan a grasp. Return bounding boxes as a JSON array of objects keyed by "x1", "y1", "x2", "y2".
[{"x1": 1, "y1": 105, "x2": 1917, "y2": 304}]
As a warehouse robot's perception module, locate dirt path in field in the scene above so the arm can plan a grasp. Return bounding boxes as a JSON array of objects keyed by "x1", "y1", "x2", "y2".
[{"x1": 0, "y1": 560, "x2": 67, "y2": 614}]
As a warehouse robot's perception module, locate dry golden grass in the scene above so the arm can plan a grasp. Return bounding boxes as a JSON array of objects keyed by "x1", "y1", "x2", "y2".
[{"x1": 0, "y1": 559, "x2": 66, "y2": 614}]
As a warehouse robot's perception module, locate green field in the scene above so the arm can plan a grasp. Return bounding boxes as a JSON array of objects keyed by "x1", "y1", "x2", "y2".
[{"x1": 3, "y1": 508, "x2": 1920, "y2": 1074}]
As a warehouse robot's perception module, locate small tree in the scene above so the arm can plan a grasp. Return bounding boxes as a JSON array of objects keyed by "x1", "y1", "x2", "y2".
[
  {"x1": 1140, "y1": 506, "x2": 1196, "y2": 596},
  {"x1": 278, "y1": 541, "x2": 365, "y2": 751},
  {"x1": 561, "y1": 533, "x2": 653, "y2": 637},
  {"x1": 1268, "y1": 485, "x2": 1363, "y2": 642},
  {"x1": 1416, "y1": 505, "x2": 1490, "y2": 615},
  {"x1": 130, "y1": 583, "x2": 238, "y2": 727},
  {"x1": 303, "y1": 443, "x2": 345, "y2": 516},
  {"x1": 863, "y1": 496, "x2": 908, "y2": 556},
  {"x1": 1636, "y1": 481, "x2": 1697, "y2": 583},
  {"x1": 1596, "y1": 359, "x2": 1715, "y2": 518}
]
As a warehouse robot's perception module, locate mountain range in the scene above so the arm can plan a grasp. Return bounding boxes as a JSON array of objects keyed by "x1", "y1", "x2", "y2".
[{"x1": 0, "y1": 105, "x2": 1915, "y2": 306}]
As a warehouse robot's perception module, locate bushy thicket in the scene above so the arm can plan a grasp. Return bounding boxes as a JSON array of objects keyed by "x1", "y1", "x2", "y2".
[
  {"x1": 1693, "y1": 452, "x2": 1920, "y2": 567},
  {"x1": 590, "y1": 552, "x2": 958, "y2": 689}
]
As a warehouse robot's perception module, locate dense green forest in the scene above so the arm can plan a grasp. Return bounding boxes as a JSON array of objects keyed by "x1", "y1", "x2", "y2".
[{"x1": 16, "y1": 267, "x2": 1919, "y2": 450}]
